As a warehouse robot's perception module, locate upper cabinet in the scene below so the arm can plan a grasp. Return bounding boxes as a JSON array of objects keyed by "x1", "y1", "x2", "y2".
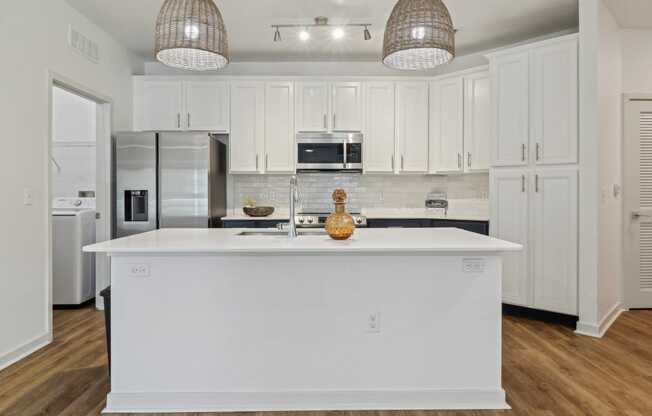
[
  {"x1": 488, "y1": 35, "x2": 578, "y2": 167},
  {"x1": 295, "y1": 81, "x2": 362, "y2": 133},
  {"x1": 397, "y1": 82, "x2": 429, "y2": 173},
  {"x1": 134, "y1": 77, "x2": 229, "y2": 133},
  {"x1": 364, "y1": 82, "x2": 396, "y2": 173},
  {"x1": 264, "y1": 82, "x2": 295, "y2": 173},
  {"x1": 464, "y1": 71, "x2": 492, "y2": 172}
]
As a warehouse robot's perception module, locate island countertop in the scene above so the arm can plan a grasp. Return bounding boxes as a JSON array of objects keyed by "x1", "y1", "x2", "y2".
[{"x1": 84, "y1": 227, "x2": 521, "y2": 255}]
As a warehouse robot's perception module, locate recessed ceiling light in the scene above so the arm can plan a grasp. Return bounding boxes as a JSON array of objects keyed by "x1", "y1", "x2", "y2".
[
  {"x1": 332, "y1": 27, "x2": 345, "y2": 40},
  {"x1": 299, "y1": 29, "x2": 310, "y2": 42}
]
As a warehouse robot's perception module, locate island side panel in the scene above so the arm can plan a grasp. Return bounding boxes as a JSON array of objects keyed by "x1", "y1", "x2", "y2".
[{"x1": 107, "y1": 253, "x2": 505, "y2": 412}]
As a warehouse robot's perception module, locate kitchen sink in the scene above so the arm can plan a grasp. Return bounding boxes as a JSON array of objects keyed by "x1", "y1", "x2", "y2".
[{"x1": 236, "y1": 229, "x2": 327, "y2": 237}]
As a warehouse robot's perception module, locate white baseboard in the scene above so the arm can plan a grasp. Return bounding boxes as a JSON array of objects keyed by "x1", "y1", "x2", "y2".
[
  {"x1": 0, "y1": 332, "x2": 52, "y2": 371},
  {"x1": 575, "y1": 303, "x2": 625, "y2": 338},
  {"x1": 104, "y1": 389, "x2": 510, "y2": 413}
]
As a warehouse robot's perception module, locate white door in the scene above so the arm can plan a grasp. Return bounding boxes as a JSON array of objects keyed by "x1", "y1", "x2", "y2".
[
  {"x1": 331, "y1": 82, "x2": 362, "y2": 132},
  {"x1": 531, "y1": 168, "x2": 578, "y2": 315},
  {"x1": 364, "y1": 82, "x2": 396, "y2": 173},
  {"x1": 184, "y1": 80, "x2": 229, "y2": 132},
  {"x1": 296, "y1": 82, "x2": 329, "y2": 132},
  {"x1": 464, "y1": 71, "x2": 491, "y2": 172},
  {"x1": 230, "y1": 82, "x2": 265, "y2": 174},
  {"x1": 624, "y1": 99, "x2": 652, "y2": 308},
  {"x1": 264, "y1": 82, "x2": 295, "y2": 173},
  {"x1": 142, "y1": 80, "x2": 183, "y2": 131},
  {"x1": 530, "y1": 39, "x2": 578, "y2": 165},
  {"x1": 491, "y1": 169, "x2": 529, "y2": 306},
  {"x1": 490, "y1": 52, "x2": 529, "y2": 167},
  {"x1": 429, "y1": 77, "x2": 464, "y2": 173},
  {"x1": 397, "y1": 82, "x2": 429, "y2": 173}
]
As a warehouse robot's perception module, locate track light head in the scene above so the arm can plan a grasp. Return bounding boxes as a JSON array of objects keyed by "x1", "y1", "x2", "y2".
[
  {"x1": 273, "y1": 26, "x2": 281, "y2": 42},
  {"x1": 363, "y1": 25, "x2": 372, "y2": 41}
]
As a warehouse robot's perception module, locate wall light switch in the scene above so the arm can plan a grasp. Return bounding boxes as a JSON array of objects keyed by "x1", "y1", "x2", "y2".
[{"x1": 23, "y1": 188, "x2": 34, "y2": 206}]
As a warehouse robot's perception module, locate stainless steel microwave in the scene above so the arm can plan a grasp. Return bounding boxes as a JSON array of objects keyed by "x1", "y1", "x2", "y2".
[{"x1": 296, "y1": 133, "x2": 363, "y2": 172}]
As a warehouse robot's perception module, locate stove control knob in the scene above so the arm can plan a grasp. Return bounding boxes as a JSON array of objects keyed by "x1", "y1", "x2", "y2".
[
  {"x1": 73, "y1": 200, "x2": 83, "y2": 207},
  {"x1": 298, "y1": 218, "x2": 305, "y2": 224},
  {"x1": 307, "y1": 218, "x2": 314, "y2": 224},
  {"x1": 355, "y1": 218, "x2": 363, "y2": 224}
]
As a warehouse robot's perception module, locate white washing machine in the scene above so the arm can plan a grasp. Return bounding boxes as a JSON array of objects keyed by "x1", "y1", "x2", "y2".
[{"x1": 52, "y1": 197, "x2": 97, "y2": 305}]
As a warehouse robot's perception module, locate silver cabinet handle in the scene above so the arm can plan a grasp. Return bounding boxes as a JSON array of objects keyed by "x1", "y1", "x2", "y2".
[
  {"x1": 536, "y1": 143, "x2": 541, "y2": 161},
  {"x1": 333, "y1": 114, "x2": 336, "y2": 129},
  {"x1": 256, "y1": 154, "x2": 259, "y2": 171},
  {"x1": 521, "y1": 143, "x2": 526, "y2": 162},
  {"x1": 401, "y1": 155, "x2": 405, "y2": 171},
  {"x1": 391, "y1": 155, "x2": 395, "y2": 171},
  {"x1": 535, "y1": 174, "x2": 539, "y2": 193},
  {"x1": 457, "y1": 153, "x2": 462, "y2": 169},
  {"x1": 467, "y1": 152, "x2": 472, "y2": 168},
  {"x1": 323, "y1": 114, "x2": 327, "y2": 129},
  {"x1": 187, "y1": 113, "x2": 191, "y2": 129},
  {"x1": 265, "y1": 154, "x2": 269, "y2": 171},
  {"x1": 177, "y1": 113, "x2": 181, "y2": 129},
  {"x1": 521, "y1": 174, "x2": 526, "y2": 193}
]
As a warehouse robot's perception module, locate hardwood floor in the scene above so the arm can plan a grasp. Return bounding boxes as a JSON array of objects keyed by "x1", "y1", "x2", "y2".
[{"x1": 1, "y1": 306, "x2": 651, "y2": 416}]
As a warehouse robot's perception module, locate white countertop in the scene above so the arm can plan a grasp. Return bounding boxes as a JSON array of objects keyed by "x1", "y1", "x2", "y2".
[
  {"x1": 84, "y1": 227, "x2": 520, "y2": 255},
  {"x1": 223, "y1": 199, "x2": 489, "y2": 222}
]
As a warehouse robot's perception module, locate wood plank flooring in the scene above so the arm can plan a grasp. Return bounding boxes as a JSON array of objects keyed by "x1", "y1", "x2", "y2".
[{"x1": 1, "y1": 306, "x2": 651, "y2": 415}]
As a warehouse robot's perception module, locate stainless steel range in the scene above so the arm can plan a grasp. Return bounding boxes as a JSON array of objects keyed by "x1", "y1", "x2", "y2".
[{"x1": 295, "y1": 213, "x2": 367, "y2": 228}]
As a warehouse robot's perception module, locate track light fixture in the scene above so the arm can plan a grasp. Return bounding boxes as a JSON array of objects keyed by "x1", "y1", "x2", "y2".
[{"x1": 271, "y1": 17, "x2": 372, "y2": 42}]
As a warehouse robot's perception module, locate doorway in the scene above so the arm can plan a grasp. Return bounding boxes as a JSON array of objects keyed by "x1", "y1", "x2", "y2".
[
  {"x1": 47, "y1": 73, "x2": 112, "y2": 337},
  {"x1": 623, "y1": 96, "x2": 652, "y2": 308}
]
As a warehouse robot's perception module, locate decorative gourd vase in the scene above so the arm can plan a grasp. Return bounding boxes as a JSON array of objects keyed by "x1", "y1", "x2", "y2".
[{"x1": 325, "y1": 189, "x2": 356, "y2": 240}]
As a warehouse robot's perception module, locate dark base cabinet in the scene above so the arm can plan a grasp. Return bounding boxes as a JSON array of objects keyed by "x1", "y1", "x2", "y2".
[
  {"x1": 223, "y1": 220, "x2": 285, "y2": 229},
  {"x1": 367, "y1": 219, "x2": 489, "y2": 236}
]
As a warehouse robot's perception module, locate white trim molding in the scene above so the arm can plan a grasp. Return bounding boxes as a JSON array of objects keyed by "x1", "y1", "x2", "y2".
[
  {"x1": 575, "y1": 303, "x2": 626, "y2": 338},
  {"x1": 0, "y1": 332, "x2": 51, "y2": 371},
  {"x1": 104, "y1": 389, "x2": 510, "y2": 414}
]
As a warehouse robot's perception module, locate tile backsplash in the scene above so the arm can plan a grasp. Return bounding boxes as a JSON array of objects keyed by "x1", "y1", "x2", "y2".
[{"x1": 231, "y1": 173, "x2": 489, "y2": 213}]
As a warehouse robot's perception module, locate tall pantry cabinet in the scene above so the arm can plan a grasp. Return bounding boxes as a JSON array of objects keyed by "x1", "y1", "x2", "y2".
[{"x1": 488, "y1": 34, "x2": 579, "y2": 315}]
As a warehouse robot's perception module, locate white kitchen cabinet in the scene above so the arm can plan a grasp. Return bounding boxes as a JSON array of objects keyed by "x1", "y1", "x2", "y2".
[
  {"x1": 530, "y1": 39, "x2": 578, "y2": 165},
  {"x1": 264, "y1": 82, "x2": 295, "y2": 173},
  {"x1": 229, "y1": 82, "x2": 265, "y2": 174},
  {"x1": 140, "y1": 79, "x2": 184, "y2": 131},
  {"x1": 397, "y1": 82, "x2": 429, "y2": 173},
  {"x1": 331, "y1": 82, "x2": 363, "y2": 132},
  {"x1": 429, "y1": 77, "x2": 464, "y2": 173},
  {"x1": 134, "y1": 77, "x2": 229, "y2": 132},
  {"x1": 364, "y1": 82, "x2": 396, "y2": 173},
  {"x1": 184, "y1": 80, "x2": 229, "y2": 132},
  {"x1": 490, "y1": 169, "x2": 530, "y2": 307},
  {"x1": 464, "y1": 71, "x2": 491, "y2": 171},
  {"x1": 490, "y1": 52, "x2": 529, "y2": 167},
  {"x1": 295, "y1": 82, "x2": 329, "y2": 132},
  {"x1": 531, "y1": 168, "x2": 578, "y2": 315},
  {"x1": 295, "y1": 81, "x2": 362, "y2": 133}
]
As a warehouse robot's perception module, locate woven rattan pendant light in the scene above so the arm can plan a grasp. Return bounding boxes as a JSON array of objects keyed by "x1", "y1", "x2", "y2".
[
  {"x1": 383, "y1": 0, "x2": 455, "y2": 71},
  {"x1": 155, "y1": 0, "x2": 229, "y2": 71}
]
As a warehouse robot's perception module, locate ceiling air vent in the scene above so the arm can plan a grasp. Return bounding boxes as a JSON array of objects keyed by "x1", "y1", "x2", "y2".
[{"x1": 68, "y1": 25, "x2": 100, "y2": 64}]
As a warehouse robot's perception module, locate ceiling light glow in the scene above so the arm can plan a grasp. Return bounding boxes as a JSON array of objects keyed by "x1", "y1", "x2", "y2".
[
  {"x1": 332, "y1": 27, "x2": 345, "y2": 40},
  {"x1": 299, "y1": 29, "x2": 310, "y2": 41}
]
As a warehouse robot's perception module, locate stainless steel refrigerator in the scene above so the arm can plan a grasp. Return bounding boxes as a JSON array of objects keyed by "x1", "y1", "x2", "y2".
[{"x1": 113, "y1": 132, "x2": 227, "y2": 238}]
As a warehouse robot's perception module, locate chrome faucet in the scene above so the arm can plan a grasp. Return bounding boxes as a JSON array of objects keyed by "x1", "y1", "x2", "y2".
[{"x1": 288, "y1": 175, "x2": 299, "y2": 239}]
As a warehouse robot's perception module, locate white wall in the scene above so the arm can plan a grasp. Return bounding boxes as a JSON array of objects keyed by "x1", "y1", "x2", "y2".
[
  {"x1": 597, "y1": 1, "x2": 623, "y2": 323},
  {"x1": 52, "y1": 87, "x2": 97, "y2": 198},
  {"x1": 0, "y1": 1, "x2": 143, "y2": 369},
  {"x1": 621, "y1": 29, "x2": 652, "y2": 94}
]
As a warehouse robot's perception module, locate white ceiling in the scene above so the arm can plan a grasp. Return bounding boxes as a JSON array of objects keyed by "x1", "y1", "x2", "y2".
[
  {"x1": 604, "y1": 0, "x2": 652, "y2": 29},
  {"x1": 66, "y1": 0, "x2": 578, "y2": 62}
]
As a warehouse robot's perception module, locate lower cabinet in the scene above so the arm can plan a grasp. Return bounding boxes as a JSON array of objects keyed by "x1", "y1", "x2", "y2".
[
  {"x1": 491, "y1": 167, "x2": 578, "y2": 315},
  {"x1": 223, "y1": 220, "x2": 285, "y2": 229}
]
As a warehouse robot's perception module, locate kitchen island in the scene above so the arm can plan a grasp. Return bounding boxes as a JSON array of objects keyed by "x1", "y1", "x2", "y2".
[{"x1": 85, "y1": 228, "x2": 521, "y2": 414}]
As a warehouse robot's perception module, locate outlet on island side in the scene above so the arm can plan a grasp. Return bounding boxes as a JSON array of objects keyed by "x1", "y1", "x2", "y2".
[
  {"x1": 366, "y1": 312, "x2": 381, "y2": 333},
  {"x1": 462, "y1": 258, "x2": 486, "y2": 273},
  {"x1": 128, "y1": 263, "x2": 150, "y2": 277}
]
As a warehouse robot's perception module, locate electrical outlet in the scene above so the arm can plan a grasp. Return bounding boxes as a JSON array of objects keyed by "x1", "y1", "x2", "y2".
[
  {"x1": 23, "y1": 188, "x2": 33, "y2": 206},
  {"x1": 128, "y1": 264, "x2": 150, "y2": 277},
  {"x1": 366, "y1": 312, "x2": 381, "y2": 333},
  {"x1": 462, "y1": 258, "x2": 485, "y2": 273}
]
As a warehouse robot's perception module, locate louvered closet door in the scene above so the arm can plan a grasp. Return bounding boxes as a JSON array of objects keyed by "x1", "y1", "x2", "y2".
[{"x1": 624, "y1": 99, "x2": 652, "y2": 308}]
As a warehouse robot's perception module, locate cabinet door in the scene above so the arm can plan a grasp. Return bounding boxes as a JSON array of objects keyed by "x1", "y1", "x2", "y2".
[
  {"x1": 184, "y1": 80, "x2": 229, "y2": 132},
  {"x1": 532, "y1": 168, "x2": 578, "y2": 315},
  {"x1": 264, "y1": 82, "x2": 295, "y2": 173},
  {"x1": 397, "y1": 82, "x2": 429, "y2": 173},
  {"x1": 364, "y1": 82, "x2": 396, "y2": 173},
  {"x1": 331, "y1": 82, "x2": 362, "y2": 132},
  {"x1": 141, "y1": 80, "x2": 183, "y2": 131},
  {"x1": 490, "y1": 169, "x2": 529, "y2": 306},
  {"x1": 464, "y1": 72, "x2": 491, "y2": 172},
  {"x1": 429, "y1": 77, "x2": 464, "y2": 173},
  {"x1": 296, "y1": 82, "x2": 329, "y2": 132},
  {"x1": 530, "y1": 39, "x2": 578, "y2": 165},
  {"x1": 491, "y1": 52, "x2": 529, "y2": 167},
  {"x1": 229, "y1": 82, "x2": 265, "y2": 174}
]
